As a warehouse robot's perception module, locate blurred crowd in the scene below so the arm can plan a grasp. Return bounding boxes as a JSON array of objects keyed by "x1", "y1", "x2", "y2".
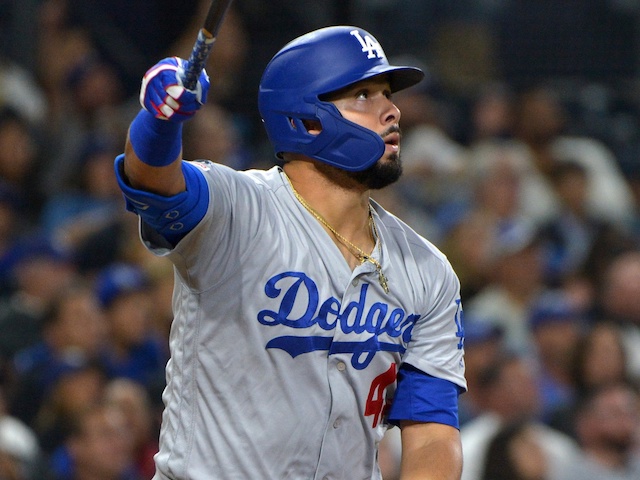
[{"x1": 2, "y1": 1, "x2": 640, "y2": 479}]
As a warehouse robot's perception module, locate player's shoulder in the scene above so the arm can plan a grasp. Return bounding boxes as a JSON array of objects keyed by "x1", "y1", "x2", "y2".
[
  {"x1": 188, "y1": 160, "x2": 284, "y2": 190},
  {"x1": 375, "y1": 204, "x2": 461, "y2": 316},
  {"x1": 374, "y1": 202, "x2": 450, "y2": 266}
]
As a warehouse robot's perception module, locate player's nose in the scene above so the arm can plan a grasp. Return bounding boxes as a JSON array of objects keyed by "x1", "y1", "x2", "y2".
[{"x1": 381, "y1": 99, "x2": 401, "y2": 126}]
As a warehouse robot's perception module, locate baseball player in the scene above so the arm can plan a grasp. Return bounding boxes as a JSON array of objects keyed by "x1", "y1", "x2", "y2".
[{"x1": 115, "y1": 26, "x2": 467, "y2": 480}]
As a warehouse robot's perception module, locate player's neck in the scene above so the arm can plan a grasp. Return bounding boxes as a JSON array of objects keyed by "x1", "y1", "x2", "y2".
[{"x1": 283, "y1": 160, "x2": 374, "y2": 252}]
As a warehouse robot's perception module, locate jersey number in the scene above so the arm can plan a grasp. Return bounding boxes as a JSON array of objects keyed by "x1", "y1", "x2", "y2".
[{"x1": 365, "y1": 363, "x2": 397, "y2": 428}]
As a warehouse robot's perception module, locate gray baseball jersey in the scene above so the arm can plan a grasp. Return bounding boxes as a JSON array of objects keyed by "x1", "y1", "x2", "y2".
[{"x1": 142, "y1": 162, "x2": 466, "y2": 480}]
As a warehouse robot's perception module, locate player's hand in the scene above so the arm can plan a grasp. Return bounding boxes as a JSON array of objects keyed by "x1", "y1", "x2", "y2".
[{"x1": 139, "y1": 57, "x2": 210, "y2": 122}]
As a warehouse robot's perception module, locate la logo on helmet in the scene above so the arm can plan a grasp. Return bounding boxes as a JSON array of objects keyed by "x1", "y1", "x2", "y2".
[{"x1": 350, "y1": 30, "x2": 385, "y2": 60}]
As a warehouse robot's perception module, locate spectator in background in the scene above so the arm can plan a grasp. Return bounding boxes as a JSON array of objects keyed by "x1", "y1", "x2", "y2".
[
  {"x1": 34, "y1": 361, "x2": 107, "y2": 455},
  {"x1": 181, "y1": 102, "x2": 253, "y2": 170},
  {"x1": 9, "y1": 283, "x2": 107, "y2": 428},
  {"x1": 58, "y1": 401, "x2": 142, "y2": 480},
  {"x1": 35, "y1": 0, "x2": 93, "y2": 124},
  {"x1": 0, "y1": 183, "x2": 29, "y2": 296},
  {"x1": 460, "y1": 351, "x2": 578, "y2": 480},
  {"x1": 94, "y1": 263, "x2": 168, "y2": 396},
  {"x1": 465, "y1": 139, "x2": 555, "y2": 228},
  {"x1": 508, "y1": 85, "x2": 636, "y2": 228},
  {"x1": 547, "y1": 321, "x2": 631, "y2": 440},
  {"x1": 0, "y1": 387, "x2": 44, "y2": 480},
  {"x1": 527, "y1": 290, "x2": 587, "y2": 423},
  {"x1": 464, "y1": 218, "x2": 547, "y2": 354},
  {"x1": 467, "y1": 81, "x2": 514, "y2": 145},
  {"x1": 598, "y1": 251, "x2": 640, "y2": 384},
  {"x1": 37, "y1": 52, "x2": 125, "y2": 199},
  {"x1": 555, "y1": 381, "x2": 640, "y2": 480},
  {"x1": 65, "y1": 199, "x2": 145, "y2": 279},
  {"x1": 441, "y1": 141, "x2": 547, "y2": 302},
  {"x1": 0, "y1": 416, "x2": 43, "y2": 480},
  {"x1": 457, "y1": 320, "x2": 505, "y2": 425},
  {"x1": 440, "y1": 210, "x2": 495, "y2": 302},
  {"x1": 0, "y1": 55, "x2": 48, "y2": 127},
  {"x1": 0, "y1": 107, "x2": 43, "y2": 223},
  {"x1": 537, "y1": 160, "x2": 635, "y2": 293},
  {"x1": 481, "y1": 419, "x2": 550, "y2": 480},
  {"x1": 104, "y1": 379, "x2": 158, "y2": 480},
  {"x1": 0, "y1": 237, "x2": 79, "y2": 367},
  {"x1": 570, "y1": 323, "x2": 631, "y2": 397},
  {"x1": 468, "y1": 144, "x2": 525, "y2": 225},
  {"x1": 33, "y1": 2, "x2": 127, "y2": 200},
  {"x1": 39, "y1": 135, "x2": 125, "y2": 273}
]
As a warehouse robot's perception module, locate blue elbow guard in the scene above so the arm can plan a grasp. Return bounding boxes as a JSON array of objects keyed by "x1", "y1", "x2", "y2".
[
  {"x1": 114, "y1": 155, "x2": 209, "y2": 244},
  {"x1": 129, "y1": 109, "x2": 183, "y2": 167}
]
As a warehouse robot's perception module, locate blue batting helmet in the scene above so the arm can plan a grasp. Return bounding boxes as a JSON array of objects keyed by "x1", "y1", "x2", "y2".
[{"x1": 258, "y1": 26, "x2": 424, "y2": 171}]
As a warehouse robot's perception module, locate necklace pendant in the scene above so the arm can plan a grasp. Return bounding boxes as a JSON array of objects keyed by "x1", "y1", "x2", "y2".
[{"x1": 378, "y1": 269, "x2": 389, "y2": 294}]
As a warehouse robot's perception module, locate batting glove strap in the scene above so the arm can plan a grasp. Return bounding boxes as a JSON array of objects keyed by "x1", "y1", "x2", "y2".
[{"x1": 115, "y1": 155, "x2": 209, "y2": 245}]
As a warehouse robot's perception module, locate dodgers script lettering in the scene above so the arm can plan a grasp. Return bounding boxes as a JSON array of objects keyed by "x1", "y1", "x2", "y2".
[{"x1": 258, "y1": 272, "x2": 418, "y2": 369}]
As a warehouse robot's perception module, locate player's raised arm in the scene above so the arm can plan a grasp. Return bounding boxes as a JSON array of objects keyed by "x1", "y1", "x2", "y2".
[
  {"x1": 122, "y1": 57, "x2": 210, "y2": 195},
  {"x1": 114, "y1": 57, "x2": 211, "y2": 247}
]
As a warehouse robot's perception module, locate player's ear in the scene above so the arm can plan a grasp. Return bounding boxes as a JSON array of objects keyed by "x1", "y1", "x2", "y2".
[{"x1": 298, "y1": 118, "x2": 322, "y2": 135}]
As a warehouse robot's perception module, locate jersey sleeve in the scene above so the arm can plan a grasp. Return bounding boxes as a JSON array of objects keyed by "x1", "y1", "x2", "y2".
[
  {"x1": 141, "y1": 161, "x2": 277, "y2": 294},
  {"x1": 390, "y1": 254, "x2": 467, "y2": 427},
  {"x1": 387, "y1": 363, "x2": 464, "y2": 428},
  {"x1": 400, "y1": 253, "x2": 467, "y2": 391}
]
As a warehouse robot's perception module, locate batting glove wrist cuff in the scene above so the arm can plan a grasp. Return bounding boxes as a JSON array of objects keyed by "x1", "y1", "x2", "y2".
[{"x1": 130, "y1": 109, "x2": 183, "y2": 167}]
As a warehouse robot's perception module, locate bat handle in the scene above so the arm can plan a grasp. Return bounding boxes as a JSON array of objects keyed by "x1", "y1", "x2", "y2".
[{"x1": 182, "y1": 29, "x2": 216, "y2": 90}]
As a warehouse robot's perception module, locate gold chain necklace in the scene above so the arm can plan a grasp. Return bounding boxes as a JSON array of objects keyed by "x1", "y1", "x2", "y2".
[{"x1": 285, "y1": 174, "x2": 389, "y2": 293}]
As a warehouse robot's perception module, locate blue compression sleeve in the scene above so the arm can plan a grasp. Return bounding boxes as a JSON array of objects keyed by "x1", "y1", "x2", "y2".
[
  {"x1": 114, "y1": 154, "x2": 209, "y2": 245},
  {"x1": 129, "y1": 109, "x2": 183, "y2": 166},
  {"x1": 388, "y1": 363, "x2": 464, "y2": 429}
]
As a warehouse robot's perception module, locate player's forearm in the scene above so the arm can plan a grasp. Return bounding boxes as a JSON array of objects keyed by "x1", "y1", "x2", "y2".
[
  {"x1": 399, "y1": 422, "x2": 463, "y2": 480},
  {"x1": 123, "y1": 132, "x2": 185, "y2": 196},
  {"x1": 121, "y1": 54, "x2": 210, "y2": 196},
  {"x1": 400, "y1": 441, "x2": 462, "y2": 480}
]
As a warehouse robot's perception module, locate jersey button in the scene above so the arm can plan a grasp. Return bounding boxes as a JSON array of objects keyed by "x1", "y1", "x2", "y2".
[
  {"x1": 336, "y1": 361, "x2": 346, "y2": 371},
  {"x1": 351, "y1": 278, "x2": 359, "y2": 286},
  {"x1": 333, "y1": 419, "x2": 341, "y2": 429}
]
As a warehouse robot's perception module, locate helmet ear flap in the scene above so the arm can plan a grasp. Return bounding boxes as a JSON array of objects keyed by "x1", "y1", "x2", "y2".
[
  {"x1": 275, "y1": 102, "x2": 384, "y2": 171},
  {"x1": 308, "y1": 102, "x2": 385, "y2": 171}
]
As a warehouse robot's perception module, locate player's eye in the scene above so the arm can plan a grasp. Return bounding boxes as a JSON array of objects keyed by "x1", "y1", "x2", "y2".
[{"x1": 355, "y1": 89, "x2": 369, "y2": 100}]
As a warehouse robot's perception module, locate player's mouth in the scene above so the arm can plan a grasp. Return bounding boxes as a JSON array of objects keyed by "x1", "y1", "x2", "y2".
[{"x1": 384, "y1": 132, "x2": 400, "y2": 152}]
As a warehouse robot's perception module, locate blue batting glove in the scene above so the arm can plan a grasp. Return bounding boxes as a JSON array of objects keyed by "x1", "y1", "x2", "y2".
[{"x1": 139, "y1": 57, "x2": 210, "y2": 122}]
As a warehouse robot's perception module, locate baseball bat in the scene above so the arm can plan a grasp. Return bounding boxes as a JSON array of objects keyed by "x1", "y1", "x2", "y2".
[{"x1": 181, "y1": 0, "x2": 234, "y2": 91}]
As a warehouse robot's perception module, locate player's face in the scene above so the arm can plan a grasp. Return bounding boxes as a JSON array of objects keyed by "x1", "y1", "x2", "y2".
[{"x1": 324, "y1": 76, "x2": 403, "y2": 190}]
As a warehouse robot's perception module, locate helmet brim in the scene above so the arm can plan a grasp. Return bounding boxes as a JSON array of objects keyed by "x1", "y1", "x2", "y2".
[
  {"x1": 318, "y1": 64, "x2": 425, "y2": 98},
  {"x1": 383, "y1": 65, "x2": 426, "y2": 93}
]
